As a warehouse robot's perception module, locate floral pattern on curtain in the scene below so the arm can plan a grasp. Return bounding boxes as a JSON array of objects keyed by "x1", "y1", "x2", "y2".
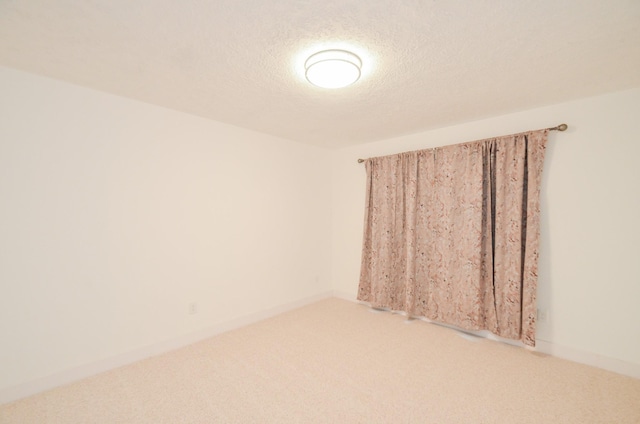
[{"x1": 357, "y1": 130, "x2": 547, "y2": 346}]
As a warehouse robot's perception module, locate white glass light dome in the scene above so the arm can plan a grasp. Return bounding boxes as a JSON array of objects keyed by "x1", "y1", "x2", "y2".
[{"x1": 304, "y1": 50, "x2": 362, "y2": 89}]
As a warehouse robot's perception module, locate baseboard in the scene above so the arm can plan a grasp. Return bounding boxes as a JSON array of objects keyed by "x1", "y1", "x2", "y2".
[
  {"x1": 534, "y1": 339, "x2": 640, "y2": 379},
  {"x1": 0, "y1": 291, "x2": 333, "y2": 405},
  {"x1": 339, "y1": 295, "x2": 640, "y2": 380},
  {"x1": 331, "y1": 290, "x2": 358, "y2": 301},
  {"x1": 4, "y1": 292, "x2": 636, "y2": 405}
]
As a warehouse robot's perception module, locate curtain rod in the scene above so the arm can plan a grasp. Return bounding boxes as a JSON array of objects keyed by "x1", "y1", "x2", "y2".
[{"x1": 356, "y1": 123, "x2": 568, "y2": 163}]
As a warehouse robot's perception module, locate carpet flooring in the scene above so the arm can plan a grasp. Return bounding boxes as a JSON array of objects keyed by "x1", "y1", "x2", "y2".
[{"x1": 1, "y1": 297, "x2": 639, "y2": 423}]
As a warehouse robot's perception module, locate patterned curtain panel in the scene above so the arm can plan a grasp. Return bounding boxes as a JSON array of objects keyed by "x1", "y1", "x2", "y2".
[{"x1": 357, "y1": 130, "x2": 548, "y2": 346}]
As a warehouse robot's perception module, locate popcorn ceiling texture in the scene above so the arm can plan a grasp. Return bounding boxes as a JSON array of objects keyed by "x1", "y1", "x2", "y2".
[{"x1": 0, "y1": 0, "x2": 639, "y2": 147}]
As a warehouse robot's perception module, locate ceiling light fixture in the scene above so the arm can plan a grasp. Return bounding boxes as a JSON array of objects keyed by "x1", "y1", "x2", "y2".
[{"x1": 304, "y1": 49, "x2": 362, "y2": 89}]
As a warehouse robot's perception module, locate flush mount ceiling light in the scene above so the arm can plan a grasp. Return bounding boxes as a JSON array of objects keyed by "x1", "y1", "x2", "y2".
[{"x1": 304, "y1": 49, "x2": 362, "y2": 89}]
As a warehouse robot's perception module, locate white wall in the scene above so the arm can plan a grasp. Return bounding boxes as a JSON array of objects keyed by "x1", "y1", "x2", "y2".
[
  {"x1": 2, "y1": 64, "x2": 639, "y2": 401},
  {"x1": 0, "y1": 66, "x2": 332, "y2": 395},
  {"x1": 332, "y1": 88, "x2": 640, "y2": 372}
]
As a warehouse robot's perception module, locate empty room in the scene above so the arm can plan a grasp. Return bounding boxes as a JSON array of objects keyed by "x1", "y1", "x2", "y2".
[{"x1": 1, "y1": 1, "x2": 639, "y2": 423}]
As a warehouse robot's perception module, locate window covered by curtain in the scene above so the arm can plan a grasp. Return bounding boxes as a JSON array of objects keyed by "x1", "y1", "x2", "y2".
[{"x1": 357, "y1": 130, "x2": 547, "y2": 346}]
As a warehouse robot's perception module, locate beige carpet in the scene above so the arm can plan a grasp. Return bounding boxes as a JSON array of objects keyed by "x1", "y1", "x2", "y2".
[{"x1": 2, "y1": 297, "x2": 639, "y2": 423}]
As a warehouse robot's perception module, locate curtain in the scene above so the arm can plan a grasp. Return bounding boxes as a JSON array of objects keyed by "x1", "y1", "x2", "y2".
[{"x1": 357, "y1": 130, "x2": 547, "y2": 346}]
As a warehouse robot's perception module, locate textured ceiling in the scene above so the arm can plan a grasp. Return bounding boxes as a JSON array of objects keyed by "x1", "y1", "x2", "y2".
[{"x1": 1, "y1": 0, "x2": 639, "y2": 148}]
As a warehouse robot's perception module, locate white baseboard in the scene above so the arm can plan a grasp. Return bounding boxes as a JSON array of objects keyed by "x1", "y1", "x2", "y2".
[
  {"x1": 0, "y1": 291, "x2": 333, "y2": 405},
  {"x1": 331, "y1": 290, "x2": 358, "y2": 301},
  {"x1": 340, "y1": 295, "x2": 640, "y2": 380},
  {"x1": 4, "y1": 292, "x2": 637, "y2": 405},
  {"x1": 534, "y1": 339, "x2": 640, "y2": 379}
]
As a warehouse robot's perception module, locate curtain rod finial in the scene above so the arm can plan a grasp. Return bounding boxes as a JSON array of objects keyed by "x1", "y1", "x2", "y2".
[
  {"x1": 556, "y1": 123, "x2": 568, "y2": 131},
  {"x1": 358, "y1": 158, "x2": 365, "y2": 163}
]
